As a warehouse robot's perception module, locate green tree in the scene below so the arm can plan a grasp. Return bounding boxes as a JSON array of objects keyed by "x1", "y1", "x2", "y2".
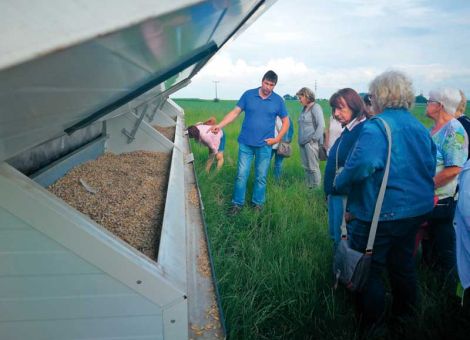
[{"x1": 415, "y1": 94, "x2": 427, "y2": 104}]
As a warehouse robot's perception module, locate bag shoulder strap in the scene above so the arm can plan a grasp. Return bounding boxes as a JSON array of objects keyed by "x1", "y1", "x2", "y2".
[
  {"x1": 339, "y1": 117, "x2": 392, "y2": 253},
  {"x1": 310, "y1": 103, "x2": 318, "y2": 131},
  {"x1": 366, "y1": 117, "x2": 392, "y2": 252}
]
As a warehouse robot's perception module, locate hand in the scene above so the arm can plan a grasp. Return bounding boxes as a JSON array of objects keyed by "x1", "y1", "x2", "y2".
[
  {"x1": 345, "y1": 212, "x2": 354, "y2": 222},
  {"x1": 209, "y1": 125, "x2": 220, "y2": 134},
  {"x1": 264, "y1": 138, "x2": 280, "y2": 146}
]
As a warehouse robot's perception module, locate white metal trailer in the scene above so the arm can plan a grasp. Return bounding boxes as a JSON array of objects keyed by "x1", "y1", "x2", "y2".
[{"x1": 0, "y1": 1, "x2": 276, "y2": 339}]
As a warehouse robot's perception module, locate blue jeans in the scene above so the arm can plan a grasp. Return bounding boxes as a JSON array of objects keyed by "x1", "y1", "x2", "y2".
[
  {"x1": 271, "y1": 149, "x2": 285, "y2": 180},
  {"x1": 232, "y1": 143, "x2": 272, "y2": 206},
  {"x1": 348, "y1": 215, "x2": 425, "y2": 326},
  {"x1": 328, "y1": 195, "x2": 344, "y2": 246}
]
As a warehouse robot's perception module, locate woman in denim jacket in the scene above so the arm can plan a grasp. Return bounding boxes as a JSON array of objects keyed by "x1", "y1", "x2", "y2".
[{"x1": 334, "y1": 70, "x2": 436, "y2": 329}]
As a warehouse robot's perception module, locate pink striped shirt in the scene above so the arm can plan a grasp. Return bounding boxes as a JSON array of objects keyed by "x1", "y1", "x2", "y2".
[{"x1": 196, "y1": 125, "x2": 223, "y2": 153}]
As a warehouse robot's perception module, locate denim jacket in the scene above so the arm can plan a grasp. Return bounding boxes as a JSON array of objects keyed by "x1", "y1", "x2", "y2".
[
  {"x1": 334, "y1": 109, "x2": 436, "y2": 222},
  {"x1": 324, "y1": 119, "x2": 366, "y2": 195}
]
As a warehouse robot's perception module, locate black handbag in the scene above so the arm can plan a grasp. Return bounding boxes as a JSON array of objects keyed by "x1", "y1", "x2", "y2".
[
  {"x1": 318, "y1": 144, "x2": 328, "y2": 161},
  {"x1": 333, "y1": 117, "x2": 392, "y2": 292}
]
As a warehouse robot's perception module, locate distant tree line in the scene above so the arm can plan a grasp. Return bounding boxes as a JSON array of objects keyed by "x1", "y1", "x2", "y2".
[
  {"x1": 283, "y1": 93, "x2": 453, "y2": 105},
  {"x1": 283, "y1": 94, "x2": 297, "y2": 100}
]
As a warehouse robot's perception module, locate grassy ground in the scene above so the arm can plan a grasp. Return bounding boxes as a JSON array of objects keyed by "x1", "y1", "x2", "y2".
[{"x1": 175, "y1": 98, "x2": 470, "y2": 339}]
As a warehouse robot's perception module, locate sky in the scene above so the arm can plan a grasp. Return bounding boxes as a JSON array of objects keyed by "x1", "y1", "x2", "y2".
[{"x1": 174, "y1": 0, "x2": 470, "y2": 100}]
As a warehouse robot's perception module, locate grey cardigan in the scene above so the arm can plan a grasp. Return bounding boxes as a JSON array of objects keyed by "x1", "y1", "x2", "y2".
[{"x1": 297, "y1": 102, "x2": 325, "y2": 145}]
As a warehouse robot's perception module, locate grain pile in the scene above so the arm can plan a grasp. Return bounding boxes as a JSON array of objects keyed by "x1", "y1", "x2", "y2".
[
  {"x1": 48, "y1": 151, "x2": 171, "y2": 260},
  {"x1": 153, "y1": 125, "x2": 175, "y2": 142},
  {"x1": 187, "y1": 182, "x2": 222, "y2": 338},
  {"x1": 197, "y1": 238, "x2": 211, "y2": 278},
  {"x1": 193, "y1": 241, "x2": 223, "y2": 336},
  {"x1": 188, "y1": 186, "x2": 200, "y2": 207},
  {"x1": 190, "y1": 293, "x2": 222, "y2": 338}
]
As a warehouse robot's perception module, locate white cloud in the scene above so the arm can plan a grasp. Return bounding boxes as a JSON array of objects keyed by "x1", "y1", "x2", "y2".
[{"x1": 175, "y1": 0, "x2": 470, "y2": 100}]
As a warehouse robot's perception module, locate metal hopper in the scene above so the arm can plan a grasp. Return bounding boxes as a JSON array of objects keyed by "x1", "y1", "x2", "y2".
[{"x1": 0, "y1": 1, "x2": 276, "y2": 339}]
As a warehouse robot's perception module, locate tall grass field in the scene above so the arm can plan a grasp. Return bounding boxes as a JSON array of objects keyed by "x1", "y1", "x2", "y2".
[{"x1": 175, "y1": 98, "x2": 470, "y2": 339}]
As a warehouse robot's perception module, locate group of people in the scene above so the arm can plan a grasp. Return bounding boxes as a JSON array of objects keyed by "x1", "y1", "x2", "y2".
[
  {"x1": 327, "y1": 75, "x2": 470, "y2": 333},
  {"x1": 188, "y1": 69, "x2": 470, "y2": 332},
  {"x1": 189, "y1": 71, "x2": 328, "y2": 206}
]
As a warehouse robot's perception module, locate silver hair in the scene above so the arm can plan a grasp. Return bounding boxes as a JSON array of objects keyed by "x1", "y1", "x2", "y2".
[
  {"x1": 429, "y1": 88, "x2": 464, "y2": 116},
  {"x1": 369, "y1": 70, "x2": 415, "y2": 113}
]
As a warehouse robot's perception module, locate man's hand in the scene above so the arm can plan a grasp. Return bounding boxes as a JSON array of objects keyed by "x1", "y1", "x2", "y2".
[
  {"x1": 265, "y1": 138, "x2": 280, "y2": 146},
  {"x1": 209, "y1": 125, "x2": 221, "y2": 134}
]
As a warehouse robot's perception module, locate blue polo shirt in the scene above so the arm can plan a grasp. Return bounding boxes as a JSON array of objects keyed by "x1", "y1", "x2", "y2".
[{"x1": 236, "y1": 88, "x2": 288, "y2": 146}]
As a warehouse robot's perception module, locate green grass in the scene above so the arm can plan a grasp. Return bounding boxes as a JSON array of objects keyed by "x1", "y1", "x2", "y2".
[{"x1": 175, "y1": 98, "x2": 470, "y2": 339}]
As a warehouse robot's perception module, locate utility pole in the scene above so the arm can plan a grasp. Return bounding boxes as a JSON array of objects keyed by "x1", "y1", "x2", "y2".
[{"x1": 213, "y1": 80, "x2": 220, "y2": 102}]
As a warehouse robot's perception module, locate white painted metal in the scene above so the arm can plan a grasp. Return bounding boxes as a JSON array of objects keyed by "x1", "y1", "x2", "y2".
[
  {"x1": 0, "y1": 0, "x2": 219, "y2": 162},
  {"x1": 106, "y1": 111, "x2": 174, "y2": 154},
  {"x1": 147, "y1": 104, "x2": 179, "y2": 127},
  {"x1": 0, "y1": 163, "x2": 187, "y2": 339},
  {"x1": 0, "y1": 98, "x2": 204, "y2": 339},
  {"x1": 157, "y1": 115, "x2": 188, "y2": 291},
  {"x1": 163, "y1": 98, "x2": 185, "y2": 119},
  {"x1": 0, "y1": 0, "x2": 204, "y2": 70},
  {"x1": 0, "y1": 1, "x2": 278, "y2": 338}
]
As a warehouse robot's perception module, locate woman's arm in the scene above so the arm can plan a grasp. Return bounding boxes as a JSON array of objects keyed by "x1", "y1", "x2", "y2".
[{"x1": 434, "y1": 166, "x2": 461, "y2": 188}]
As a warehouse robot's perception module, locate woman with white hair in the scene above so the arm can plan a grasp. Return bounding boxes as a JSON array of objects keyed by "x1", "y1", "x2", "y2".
[
  {"x1": 333, "y1": 70, "x2": 436, "y2": 329},
  {"x1": 423, "y1": 87, "x2": 469, "y2": 292}
]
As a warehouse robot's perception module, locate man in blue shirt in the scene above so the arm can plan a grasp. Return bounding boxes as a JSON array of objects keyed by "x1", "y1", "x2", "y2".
[{"x1": 210, "y1": 70, "x2": 290, "y2": 215}]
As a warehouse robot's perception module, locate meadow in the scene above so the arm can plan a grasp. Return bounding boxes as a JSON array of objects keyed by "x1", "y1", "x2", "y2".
[{"x1": 175, "y1": 98, "x2": 470, "y2": 339}]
